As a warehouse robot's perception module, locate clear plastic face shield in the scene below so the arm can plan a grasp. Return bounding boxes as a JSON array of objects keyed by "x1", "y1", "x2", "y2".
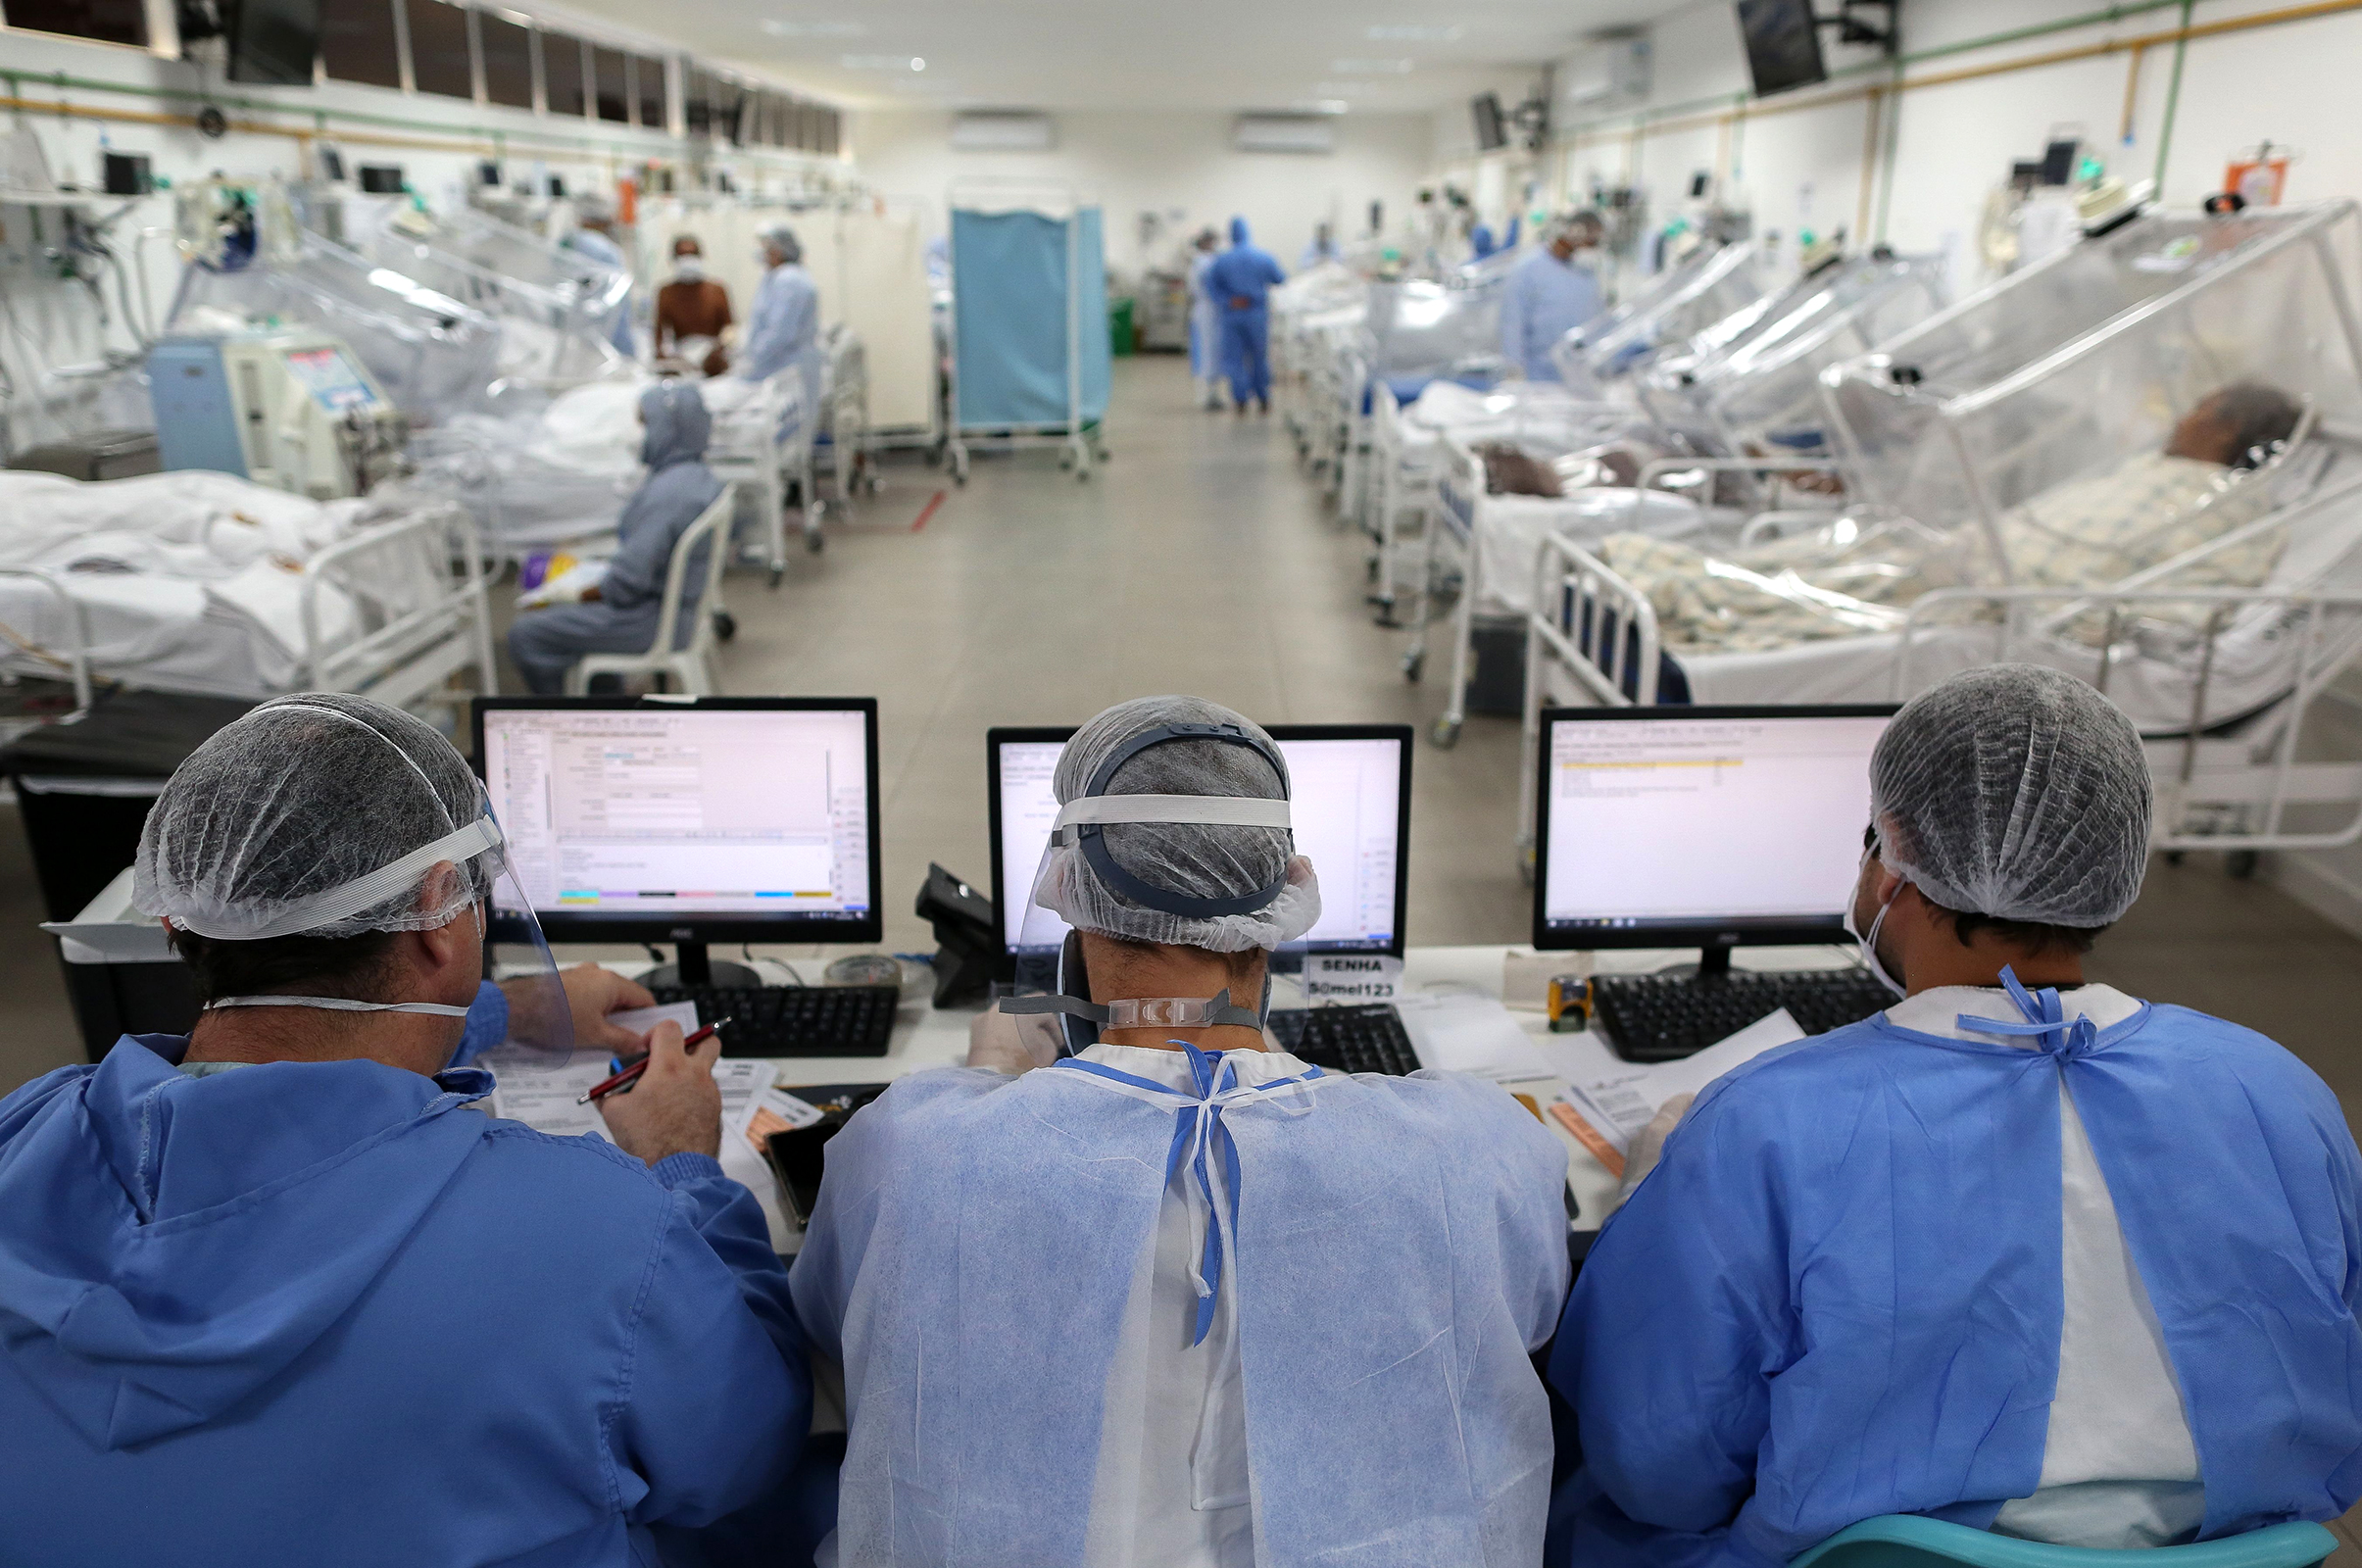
[{"x1": 174, "y1": 790, "x2": 575, "y2": 1070}]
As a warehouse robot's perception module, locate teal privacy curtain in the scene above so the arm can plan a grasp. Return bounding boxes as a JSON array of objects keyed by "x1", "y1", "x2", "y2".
[{"x1": 952, "y1": 206, "x2": 1111, "y2": 429}]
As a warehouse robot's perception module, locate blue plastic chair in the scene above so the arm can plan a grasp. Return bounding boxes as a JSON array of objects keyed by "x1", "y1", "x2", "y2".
[{"x1": 1792, "y1": 1516, "x2": 2338, "y2": 1568}]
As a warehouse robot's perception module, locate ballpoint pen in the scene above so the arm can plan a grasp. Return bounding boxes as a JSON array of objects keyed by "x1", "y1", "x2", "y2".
[{"x1": 577, "y1": 1019, "x2": 730, "y2": 1104}]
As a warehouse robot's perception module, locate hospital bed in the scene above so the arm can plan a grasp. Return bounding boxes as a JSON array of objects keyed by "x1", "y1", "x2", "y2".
[
  {"x1": 0, "y1": 469, "x2": 496, "y2": 718},
  {"x1": 361, "y1": 203, "x2": 632, "y2": 392},
  {"x1": 1558, "y1": 241, "x2": 1766, "y2": 399},
  {"x1": 1516, "y1": 462, "x2": 2362, "y2": 871},
  {"x1": 1551, "y1": 239, "x2": 1768, "y2": 396},
  {"x1": 1825, "y1": 201, "x2": 2362, "y2": 542},
  {"x1": 1411, "y1": 426, "x2": 1773, "y2": 747},
  {"x1": 1633, "y1": 249, "x2": 1950, "y2": 463}
]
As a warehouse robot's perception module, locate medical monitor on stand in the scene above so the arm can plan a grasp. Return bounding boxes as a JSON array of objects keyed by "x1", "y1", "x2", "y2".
[
  {"x1": 986, "y1": 724, "x2": 1413, "y2": 989},
  {"x1": 1531, "y1": 705, "x2": 1897, "y2": 970},
  {"x1": 474, "y1": 697, "x2": 882, "y2": 987}
]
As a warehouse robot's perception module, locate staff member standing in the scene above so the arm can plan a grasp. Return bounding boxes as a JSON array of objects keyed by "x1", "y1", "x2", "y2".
[
  {"x1": 1206, "y1": 217, "x2": 1287, "y2": 415},
  {"x1": 739, "y1": 220, "x2": 823, "y2": 421},
  {"x1": 1500, "y1": 212, "x2": 1604, "y2": 381}
]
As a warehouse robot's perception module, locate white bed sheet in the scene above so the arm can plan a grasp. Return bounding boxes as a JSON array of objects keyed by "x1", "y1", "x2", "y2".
[{"x1": 0, "y1": 470, "x2": 375, "y2": 697}]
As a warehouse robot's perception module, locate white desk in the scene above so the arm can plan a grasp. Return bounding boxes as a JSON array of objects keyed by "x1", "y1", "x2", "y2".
[{"x1": 573, "y1": 939, "x2": 1860, "y2": 1238}]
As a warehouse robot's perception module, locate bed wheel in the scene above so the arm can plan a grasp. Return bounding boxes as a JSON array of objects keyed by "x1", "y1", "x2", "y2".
[
  {"x1": 1430, "y1": 716, "x2": 1459, "y2": 749},
  {"x1": 767, "y1": 567, "x2": 784, "y2": 589},
  {"x1": 1401, "y1": 649, "x2": 1423, "y2": 682},
  {"x1": 2164, "y1": 851, "x2": 2187, "y2": 867},
  {"x1": 2227, "y1": 850, "x2": 2259, "y2": 879},
  {"x1": 713, "y1": 610, "x2": 737, "y2": 643},
  {"x1": 805, "y1": 529, "x2": 825, "y2": 556}
]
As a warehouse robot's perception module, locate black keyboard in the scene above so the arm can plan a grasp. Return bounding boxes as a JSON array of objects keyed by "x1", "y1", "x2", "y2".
[
  {"x1": 1592, "y1": 968, "x2": 1893, "y2": 1063},
  {"x1": 645, "y1": 984, "x2": 900, "y2": 1057},
  {"x1": 1268, "y1": 1004, "x2": 1422, "y2": 1076}
]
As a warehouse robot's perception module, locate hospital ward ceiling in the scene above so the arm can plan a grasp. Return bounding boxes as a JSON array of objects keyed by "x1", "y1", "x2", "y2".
[{"x1": 558, "y1": 0, "x2": 1688, "y2": 113}]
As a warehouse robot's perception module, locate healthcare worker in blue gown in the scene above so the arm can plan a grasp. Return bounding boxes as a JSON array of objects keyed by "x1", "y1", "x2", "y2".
[
  {"x1": 1550, "y1": 664, "x2": 2362, "y2": 1568},
  {"x1": 1206, "y1": 217, "x2": 1288, "y2": 414},
  {"x1": 1500, "y1": 211, "x2": 1605, "y2": 381},
  {"x1": 509, "y1": 380, "x2": 722, "y2": 695},
  {"x1": 565, "y1": 193, "x2": 638, "y2": 358},
  {"x1": 0, "y1": 693, "x2": 818, "y2": 1567},
  {"x1": 738, "y1": 220, "x2": 823, "y2": 425},
  {"x1": 792, "y1": 696, "x2": 1571, "y2": 1568}
]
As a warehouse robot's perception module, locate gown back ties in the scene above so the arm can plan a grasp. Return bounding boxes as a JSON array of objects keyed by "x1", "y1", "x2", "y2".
[
  {"x1": 1054, "y1": 1040, "x2": 1330, "y2": 1346},
  {"x1": 1954, "y1": 966, "x2": 2104, "y2": 1059}
]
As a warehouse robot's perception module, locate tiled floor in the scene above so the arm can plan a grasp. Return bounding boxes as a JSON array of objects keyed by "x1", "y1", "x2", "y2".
[{"x1": 2, "y1": 357, "x2": 2358, "y2": 1126}]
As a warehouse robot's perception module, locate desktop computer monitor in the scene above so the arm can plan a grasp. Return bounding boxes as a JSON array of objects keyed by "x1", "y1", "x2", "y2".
[
  {"x1": 1532, "y1": 705, "x2": 1897, "y2": 966},
  {"x1": 987, "y1": 723, "x2": 1412, "y2": 980},
  {"x1": 473, "y1": 697, "x2": 882, "y2": 982}
]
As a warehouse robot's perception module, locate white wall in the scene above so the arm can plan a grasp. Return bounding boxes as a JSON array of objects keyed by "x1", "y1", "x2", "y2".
[
  {"x1": 847, "y1": 109, "x2": 1437, "y2": 278},
  {"x1": 1541, "y1": 0, "x2": 2362, "y2": 291}
]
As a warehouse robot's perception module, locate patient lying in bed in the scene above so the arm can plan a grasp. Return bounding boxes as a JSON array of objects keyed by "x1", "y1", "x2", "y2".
[{"x1": 1594, "y1": 382, "x2": 2305, "y2": 653}]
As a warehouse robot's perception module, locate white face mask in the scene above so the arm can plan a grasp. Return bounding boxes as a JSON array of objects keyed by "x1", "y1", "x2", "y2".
[
  {"x1": 673, "y1": 256, "x2": 704, "y2": 280},
  {"x1": 1842, "y1": 847, "x2": 1907, "y2": 998}
]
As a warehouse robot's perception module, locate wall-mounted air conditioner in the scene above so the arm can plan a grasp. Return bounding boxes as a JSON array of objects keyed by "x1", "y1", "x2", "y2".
[
  {"x1": 952, "y1": 112, "x2": 1057, "y2": 151},
  {"x1": 1233, "y1": 115, "x2": 1335, "y2": 155},
  {"x1": 1558, "y1": 35, "x2": 1651, "y2": 113}
]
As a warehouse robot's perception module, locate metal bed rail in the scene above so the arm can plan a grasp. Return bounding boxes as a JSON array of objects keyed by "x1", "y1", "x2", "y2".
[
  {"x1": 1513, "y1": 530, "x2": 1662, "y2": 869},
  {"x1": 301, "y1": 504, "x2": 500, "y2": 716},
  {"x1": 1897, "y1": 584, "x2": 2362, "y2": 854}
]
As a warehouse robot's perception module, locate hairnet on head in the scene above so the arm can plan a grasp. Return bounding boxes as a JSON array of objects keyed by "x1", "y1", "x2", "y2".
[
  {"x1": 1033, "y1": 696, "x2": 1320, "y2": 954},
  {"x1": 758, "y1": 220, "x2": 801, "y2": 264},
  {"x1": 134, "y1": 694, "x2": 505, "y2": 942},
  {"x1": 1869, "y1": 664, "x2": 2153, "y2": 927}
]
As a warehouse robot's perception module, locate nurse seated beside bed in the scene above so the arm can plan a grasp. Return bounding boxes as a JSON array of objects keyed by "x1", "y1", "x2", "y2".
[{"x1": 1550, "y1": 665, "x2": 2362, "y2": 1568}]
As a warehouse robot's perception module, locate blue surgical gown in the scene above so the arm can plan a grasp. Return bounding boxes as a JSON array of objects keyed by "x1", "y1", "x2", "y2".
[
  {"x1": 1550, "y1": 1002, "x2": 2362, "y2": 1568},
  {"x1": 1501, "y1": 248, "x2": 1603, "y2": 381},
  {"x1": 791, "y1": 1054, "x2": 1571, "y2": 1566},
  {"x1": 740, "y1": 261, "x2": 823, "y2": 420},
  {"x1": 1206, "y1": 236, "x2": 1288, "y2": 404},
  {"x1": 0, "y1": 1033, "x2": 814, "y2": 1566}
]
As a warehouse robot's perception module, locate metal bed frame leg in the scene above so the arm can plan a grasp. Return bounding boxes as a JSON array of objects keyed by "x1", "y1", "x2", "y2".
[{"x1": 1431, "y1": 526, "x2": 1479, "y2": 748}]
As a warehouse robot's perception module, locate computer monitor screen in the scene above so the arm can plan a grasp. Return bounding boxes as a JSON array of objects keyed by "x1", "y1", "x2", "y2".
[
  {"x1": 988, "y1": 724, "x2": 1411, "y2": 968},
  {"x1": 474, "y1": 698, "x2": 882, "y2": 945},
  {"x1": 1533, "y1": 705, "x2": 1895, "y2": 951}
]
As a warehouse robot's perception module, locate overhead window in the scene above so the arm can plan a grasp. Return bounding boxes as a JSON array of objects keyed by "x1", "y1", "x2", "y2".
[
  {"x1": 317, "y1": 0, "x2": 401, "y2": 88},
  {"x1": 406, "y1": 0, "x2": 474, "y2": 100},
  {"x1": 478, "y1": 10, "x2": 533, "y2": 109},
  {"x1": 591, "y1": 45, "x2": 627, "y2": 123},
  {"x1": 1, "y1": 0, "x2": 147, "y2": 48},
  {"x1": 634, "y1": 53, "x2": 666, "y2": 130},
  {"x1": 542, "y1": 29, "x2": 586, "y2": 118}
]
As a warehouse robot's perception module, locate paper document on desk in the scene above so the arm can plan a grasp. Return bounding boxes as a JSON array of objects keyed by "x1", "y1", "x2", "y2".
[
  {"x1": 1393, "y1": 991, "x2": 1558, "y2": 1081},
  {"x1": 486, "y1": 1053, "x2": 769, "y2": 1145},
  {"x1": 606, "y1": 1002, "x2": 701, "y2": 1040},
  {"x1": 485, "y1": 1052, "x2": 613, "y2": 1140},
  {"x1": 1562, "y1": 1008, "x2": 1804, "y2": 1155}
]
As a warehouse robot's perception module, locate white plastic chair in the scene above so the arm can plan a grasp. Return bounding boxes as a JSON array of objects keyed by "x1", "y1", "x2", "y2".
[{"x1": 565, "y1": 483, "x2": 735, "y2": 696}]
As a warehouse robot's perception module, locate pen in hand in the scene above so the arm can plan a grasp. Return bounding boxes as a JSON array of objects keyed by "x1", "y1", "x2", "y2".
[{"x1": 578, "y1": 1019, "x2": 729, "y2": 1104}]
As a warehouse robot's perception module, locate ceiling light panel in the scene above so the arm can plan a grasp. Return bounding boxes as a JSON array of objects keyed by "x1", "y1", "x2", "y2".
[
  {"x1": 1365, "y1": 24, "x2": 1460, "y2": 41},
  {"x1": 761, "y1": 19, "x2": 863, "y2": 36},
  {"x1": 1328, "y1": 58, "x2": 1413, "y2": 74}
]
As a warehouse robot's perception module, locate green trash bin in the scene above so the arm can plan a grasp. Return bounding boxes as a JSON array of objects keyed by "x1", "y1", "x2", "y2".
[{"x1": 1109, "y1": 297, "x2": 1135, "y2": 357}]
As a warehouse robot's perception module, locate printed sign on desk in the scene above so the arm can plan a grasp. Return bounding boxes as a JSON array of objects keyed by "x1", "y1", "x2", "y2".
[{"x1": 1303, "y1": 954, "x2": 1403, "y2": 1003}]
